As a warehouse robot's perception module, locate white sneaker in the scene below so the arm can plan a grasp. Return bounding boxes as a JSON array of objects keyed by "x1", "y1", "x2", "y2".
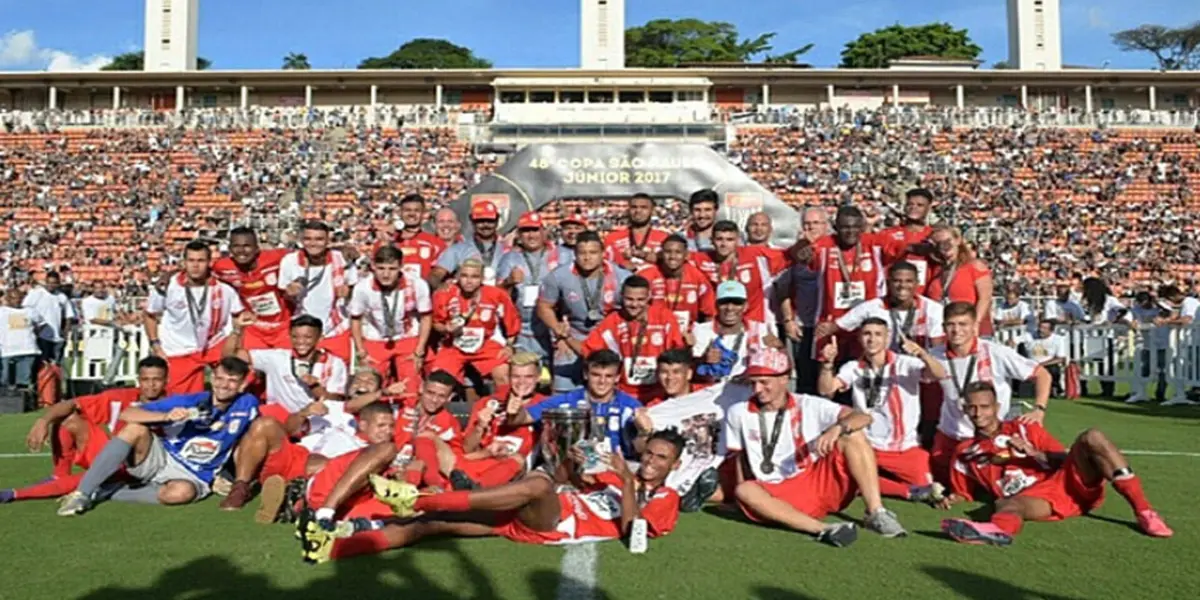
[
  {"x1": 1125, "y1": 394, "x2": 1148, "y2": 404},
  {"x1": 1161, "y1": 397, "x2": 1198, "y2": 406}
]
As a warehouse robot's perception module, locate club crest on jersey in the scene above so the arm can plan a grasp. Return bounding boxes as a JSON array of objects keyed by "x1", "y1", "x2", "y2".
[
  {"x1": 739, "y1": 270, "x2": 752, "y2": 284},
  {"x1": 651, "y1": 332, "x2": 663, "y2": 346},
  {"x1": 860, "y1": 258, "x2": 873, "y2": 271},
  {"x1": 480, "y1": 309, "x2": 492, "y2": 322},
  {"x1": 687, "y1": 290, "x2": 697, "y2": 303},
  {"x1": 420, "y1": 247, "x2": 431, "y2": 259}
]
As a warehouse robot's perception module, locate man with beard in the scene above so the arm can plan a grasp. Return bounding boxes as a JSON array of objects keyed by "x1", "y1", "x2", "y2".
[
  {"x1": 637, "y1": 234, "x2": 715, "y2": 344},
  {"x1": 685, "y1": 188, "x2": 719, "y2": 251},
  {"x1": 744, "y1": 212, "x2": 774, "y2": 247},
  {"x1": 392, "y1": 194, "x2": 448, "y2": 282},
  {"x1": 212, "y1": 227, "x2": 293, "y2": 350},
  {"x1": 431, "y1": 201, "x2": 505, "y2": 288},
  {"x1": 878, "y1": 188, "x2": 935, "y2": 292},
  {"x1": 691, "y1": 221, "x2": 792, "y2": 335},
  {"x1": 691, "y1": 281, "x2": 773, "y2": 385},
  {"x1": 604, "y1": 193, "x2": 671, "y2": 271},
  {"x1": 348, "y1": 246, "x2": 432, "y2": 398},
  {"x1": 497, "y1": 213, "x2": 569, "y2": 361},
  {"x1": 279, "y1": 221, "x2": 358, "y2": 362},
  {"x1": 429, "y1": 259, "x2": 521, "y2": 387}
]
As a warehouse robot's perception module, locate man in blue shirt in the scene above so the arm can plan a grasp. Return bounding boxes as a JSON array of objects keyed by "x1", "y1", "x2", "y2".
[
  {"x1": 505, "y1": 350, "x2": 641, "y2": 460},
  {"x1": 57, "y1": 357, "x2": 259, "y2": 516}
]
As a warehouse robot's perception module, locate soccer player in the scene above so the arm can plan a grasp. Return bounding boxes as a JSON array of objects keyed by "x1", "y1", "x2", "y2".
[
  {"x1": 348, "y1": 245, "x2": 432, "y2": 397},
  {"x1": 279, "y1": 220, "x2": 358, "y2": 362},
  {"x1": 744, "y1": 212, "x2": 773, "y2": 247},
  {"x1": 429, "y1": 259, "x2": 521, "y2": 386},
  {"x1": 638, "y1": 234, "x2": 715, "y2": 342},
  {"x1": 389, "y1": 371, "x2": 465, "y2": 490},
  {"x1": 684, "y1": 188, "x2": 719, "y2": 250},
  {"x1": 579, "y1": 276, "x2": 686, "y2": 403},
  {"x1": 691, "y1": 220, "x2": 792, "y2": 333},
  {"x1": 603, "y1": 193, "x2": 671, "y2": 271},
  {"x1": 823, "y1": 261, "x2": 945, "y2": 351},
  {"x1": 212, "y1": 226, "x2": 293, "y2": 350},
  {"x1": 2, "y1": 357, "x2": 168, "y2": 503},
  {"x1": 431, "y1": 201, "x2": 505, "y2": 288},
  {"x1": 496, "y1": 212, "x2": 569, "y2": 360},
  {"x1": 691, "y1": 281, "x2": 772, "y2": 384},
  {"x1": 450, "y1": 352, "x2": 544, "y2": 490},
  {"x1": 57, "y1": 357, "x2": 259, "y2": 516},
  {"x1": 728, "y1": 346, "x2": 907, "y2": 547},
  {"x1": 877, "y1": 188, "x2": 934, "y2": 292},
  {"x1": 392, "y1": 194, "x2": 448, "y2": 282},
  {"x1": 939, "y1": 382, "x2": 1173, "y2": 545},
  {"x1": 218, "y1": 313, "x2": 349, "y2": 510},
  {"x1": 144, "y1": 240, "x2": 246, "y2": 394},
  {"x1": 816, "y1": 318, "x2": 946, "y2": 503},
  {"x1": 298, "y1": 429, "x2": 685, "y2": 563}
]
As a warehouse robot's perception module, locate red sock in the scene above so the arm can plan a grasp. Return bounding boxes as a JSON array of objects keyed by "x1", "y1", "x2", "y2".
[
  {"x1": 414, "y1": 490, "x2": 471, "y2": 513},
  {"x1": 13, "y1": 473, "x2": 83, "y2": 500},
  {"x1": 330, "y1": 531, "x2": 392, "y2": 560},
  {"x1": 1112, "y1": 475, "x2": 1152, "y2": 513},
  {"x1": 990, "y1": 512, "x2": 1025, "y2": 536},
  {"x1": 876, "y1": 476, "x2": 912, "y2": 500},
  {"x1": 52, "y1": 426, "x2": 78, "y2": 478},
  {"x1": 412, "y1": 438, "x2": 447, "y2": 488},
  {"x1": 474, "y1": 459, "x2": 523, "y2": 488}
]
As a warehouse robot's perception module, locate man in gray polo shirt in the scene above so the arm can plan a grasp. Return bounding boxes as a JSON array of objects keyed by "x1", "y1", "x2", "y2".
[
  {"x1": 536, "y1": 231, "x2": 630, "y2": 391},
  {"x1": 497, "y1": 212, "x2": 571, "y2": 361},
  {"x1": 430, "y1": 201, "x2": 506, "y2": 288}
]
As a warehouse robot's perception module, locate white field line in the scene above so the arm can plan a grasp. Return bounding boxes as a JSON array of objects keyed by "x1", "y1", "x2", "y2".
[{"x1": 555, "y1": 543, "x2": 598, "y2": 600}]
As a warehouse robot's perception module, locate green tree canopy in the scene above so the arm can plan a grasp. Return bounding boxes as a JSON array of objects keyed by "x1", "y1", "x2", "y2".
[
  {"x1": 839, "y1": 23, "x2": 981, "y2": 69},
  {"x1": 358, "y1": 38, "x2": 492, "y2": 69},
  {"x1": 624, "y1": 18, "x2": 813, "y2": 67},
  {"x1": 1111, "y1": 22, "x2": 1200, "y2": 70},
  {"x1": 991, "y1": 60, "x2": 1014, "y2": 69},
  {"x1": 100, "y1": 51, "x2": 211, "y2": 71},
  {"x1": 282, "y1": 52, "x2": 311, "y2": 70}
]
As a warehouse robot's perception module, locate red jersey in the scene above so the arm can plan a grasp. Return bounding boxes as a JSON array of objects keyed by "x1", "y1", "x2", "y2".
[
  {"x1": 581, "y1": 305, "x2": 686, "y2": 402},
  {"x1": 949, "y1": 421, "x2": 1066, "y2": 501},
  {"x1": 392, "y1": 398, "x2": 464, "y2": 457},
  {"x1": 878, "y1": 225, "x2": 933, "y2": 292},
  {"x1": 306, "y1": 448, "x2": 363, "y2": 508},
  {"x1": 74, "y1": 387, "x2": 143, "y2": 435},
  {"x1": 212, "y1": 248, "x2": 293, "y2": 332},
  {"x1": 394, "y1": 230, "x2": 447, "y2": 281},
  {"x1": 431, "y1": 285, "x2": 521, "y2": 353},
  {"x1": 603, "y1": 227, "x2": 672, "y2": 271},
  {"x1": 637, "y1": 263, "x2": 716, "y2": 333},
  {"x1": 690, "y1": 246, "x2": 791, "y2": 326},
  {"x1": 808, "y1": 236, "x2": 889, "y2": 322},
  {"x1": 464, "y1": 386, "x2": 544, "y2": 457},
  {"x1": 925, "y1": 259, "x2": 994, "y2": 336}
]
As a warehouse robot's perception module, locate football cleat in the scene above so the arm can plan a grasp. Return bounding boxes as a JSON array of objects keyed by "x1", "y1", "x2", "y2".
[
  {"x1": 1136, "y1": 510, "x2": 1174, "y2": 538},
  {"x1": 297, "y1": 510, "x2": 335, "y2": 564},
  {"x1": 368, "y1": 474, "x2": 419, "y2": 517},
  {"x1": 942, "y1": 519, "x2": 1013, "y2": 546},
  {"x1": 0, "y1": 488, "x2": 15, "y2": 504},
  {"x1": 816, "y1": 522, "x2": 858, "y2": 548},
  {"x1": 56, "y1": 491, "x2": 91, "y2": 517}
]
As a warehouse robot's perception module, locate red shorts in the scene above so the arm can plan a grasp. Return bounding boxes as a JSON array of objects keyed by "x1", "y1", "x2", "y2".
[
  {"x1": 874, "y1": 447, "x2": 933, "y2": 486},
  {"x1": 717, "y1": 454, "x2": 739, "y2": 502},
  {"x1": 165, "y1": 345, "x2": 224, "y2": 394},
  {"x1": 261, "y1": 437, "x2": 312, "y2": 483},
  {"x1": 456, "y1": 456, "x2": 522, "y2": 485},
  {"x1": 339, "y1": 493, "x2": 396, "y2": 520},
  {"x1": 929, "y1": 430, "x2": 961, "y2": 486},
  {"x1": 429, "y1": 340, "x2": 508, "y2": 382},
  {"x1": 243, "y1": 323, "x2": 292, "y2": 351},
  {"x1": 738, "y1": 448, "x2": 858, "y2": 521},
  {"x1": 362, "y1": 338, "x2": 421, "y2": 398},
  {"x1": 491, "y1": 499, "x2": 572, "y2": 545},
  {"x1": 319, "y1": 331, "x2": 353, "y2": 364},
  {"x1": 1020, "y1": 445, "x2": 1106, "y2": 520}
]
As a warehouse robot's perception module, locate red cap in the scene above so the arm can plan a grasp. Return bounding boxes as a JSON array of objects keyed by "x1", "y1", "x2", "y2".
[
  {"x1": 470, "y1": 201, "x2": 499, "y2": 221},
  {"x1": 561, "y1": 213, "x2": 589, "y2": 228},
  {"x1": 517, "y1": 212, "x2": 544, "y2": 229},
  {"x1": 741, "y1": 346, "x2": 792, "y2": 377}
]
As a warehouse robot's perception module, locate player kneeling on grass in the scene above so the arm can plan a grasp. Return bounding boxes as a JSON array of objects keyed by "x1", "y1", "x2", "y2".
[
  {"x1": 57, "y1": 357, "x2": 259, "y2": 516},
  {"x1": 729, "y1": 346, "x2": 907, "y2": 547},
  {"x1": 816, "y1": 318, "x2": 946, "y2": 504},
  {"x1": 298, "y1": 429, "x2": 686, "y2": 564},
  {"x1": 939, "y1": 381, "x2": 1173, "y2": 545},
  {"x1": 2, "y1": 357, "x2": 168, "y2": 503}
]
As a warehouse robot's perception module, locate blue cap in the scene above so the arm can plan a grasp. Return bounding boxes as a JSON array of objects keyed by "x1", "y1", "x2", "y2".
[{"x1": 716, "y1": 280, "x2": 747, "y2": 301}]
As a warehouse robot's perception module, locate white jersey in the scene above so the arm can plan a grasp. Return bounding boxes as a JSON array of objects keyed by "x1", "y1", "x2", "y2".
[
  {"x1": 80, "y1": 296, "x2": 118, "y2": 324},
  {"x1": 835, "y1": 296, "x2": 944, "y2": 349},
  {"x1": 931, "y1": 340, "x2": 1040, "y2": 439},
  {"x1": 22, "y1": 286, "x2": 75, "y2": 342},
  {"x1": 723, "y1": 393, "x2": 847, "y2": 484},
  {"x1": 298, "y1": 401, "x2": 362, "y2": 457},
  {"x1": 690, "y1": 321, "x2": 771, "y2": 380},
  {"x1": 278, "y1": 250, "x2": 358, "y2": 337},
  {"x1": 348, "y1": 275, "x2": 432, "y2": 342},
  {"x1": 145, "y1": 275, "x2": 244, "y2": 357},
  {"x1": 835, "y1": 353, "x2": 926, "y2": 452},
  {"x1": 249, "y1": 348, "x2": 348, "y2": 414}
]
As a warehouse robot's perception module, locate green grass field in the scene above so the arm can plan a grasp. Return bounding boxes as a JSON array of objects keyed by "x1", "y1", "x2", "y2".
[{"x1": 1, "y1": 399, "x2": 1196, "y2": 600}]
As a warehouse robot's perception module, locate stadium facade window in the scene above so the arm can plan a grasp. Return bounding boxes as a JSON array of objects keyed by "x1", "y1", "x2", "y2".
[
  {"x1": 1101, "y1": 98, "x2": 1115, "y2": 109},
  {"x1": 443, "y1": 90, "x2": 463, "y2": 105},
  {"x1": 499, "y1": 91, "x2": 527, "y2": 104},
  {"x1": 529, "y1": 91, "x2": 555, "y2": 103},
  {"x1": 588, "y1": 91, "x2": 614, "y2": 103},
  {"x1": 999, "y1": 94, "x2": 1019, "y2": 107},
  {"x1": 201, "y1": 95, "x2": 217, "y2": 107},
  {"x1": 1171, "y1": 94, "x2": 1188, "y2": 107},
  {"x1": 676, "y1": 90, "x2": 704, "y2": 102},
  {"x1": 560, "y1": 90, "x2": 585, "y2": 103},
  {"x1": 648, "y1": 91, "x2": 674, "y2": 103},
  {"x1": 618, "y1": 90, "x2": 645, "y2": 103}
]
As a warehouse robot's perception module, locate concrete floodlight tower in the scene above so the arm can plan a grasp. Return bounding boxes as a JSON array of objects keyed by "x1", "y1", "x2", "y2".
[
  {"x1": 144, "y1": 0, "x2": 200, "y2": 71},
  {"x1": 1006, "y1": 0, "x2": 1062, "y2": 70},
  {"x1": 581, "y1": 0, "x2": 625, "y2": 69}
]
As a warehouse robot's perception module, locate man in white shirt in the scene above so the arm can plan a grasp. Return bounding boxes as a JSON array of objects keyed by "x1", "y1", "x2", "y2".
[
  {"x1": 348, "y1": 245, "x2": 432, "y2": 401},
  {"x1": 1025, "y1": 319, "x2": 1068, "y2": 397},
  {"x1": 144, "y1": 240, "x2": 246, "y2": 394},
  {"x1": 80, "y1": 287, "x2": 118, "y2": 326},
  {"x1": 692, "y1": 281, "x2": 771, "y2": 384},
  {"x1": 994, "y1": 284, "x2": 1034, "y2": 338},
  {"x1": 22, "y1": 271, "x2": 76, "y2": 363},
  {"x1": 279, "y1": 220, "x2": 358, "y2": 363},
  {"x1": 0, "y1": 287, "x2": 45, "y2": 388},
  {"x1": 725, "y1": 345, "x2": 907, "y2": 547},
  {"x1": 817, "y1": 317, "x2": 947, "y2": 504},
  {"x1": 826, "y1": 261, "x2": 945, "y2": 351},
  {"x1": 1043, "y1": 284, "x2": 1086, "y2": 325}
]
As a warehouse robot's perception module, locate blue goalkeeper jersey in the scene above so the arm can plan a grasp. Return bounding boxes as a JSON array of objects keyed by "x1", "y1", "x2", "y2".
[{"x1": 140, "y1": 392, "x2": 259, "y2": 484}]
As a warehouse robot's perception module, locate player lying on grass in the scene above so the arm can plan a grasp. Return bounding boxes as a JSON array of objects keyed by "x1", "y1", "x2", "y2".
[
  {"x1": 2, "y1": 357, "x2": 168, "y2": 503},
  {"x1": 939, "y1": 381, "x2": 1174, "y2": 545},
  {"x1": 56, "y1": 357, "x2": 259, "y2": 516},
  {"x1": 297, "y1": 429, "x2": 685, "y2": 563}
]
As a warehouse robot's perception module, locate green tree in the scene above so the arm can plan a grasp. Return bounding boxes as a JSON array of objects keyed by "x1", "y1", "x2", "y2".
[
  {"x1": 282, "y1": 52, "x2": 311, "y2": 70},
  {"x1": 991, "y1": 60, "x2": 1014, "y2": 69},
  {"x1": 358, "y1": 38, "x2": 492, "y2": 69},
  {"x1": 100, "y1": 51, "x2": 211, "y2": 71},
  {"x1": 624, "y1": 18, "x2": 813, "y2": 67},
  {"x1": 1111, "y1": 22, "x2": 1200, "y2": 70},
  {"x1": 839, "y1": 23, "x2": 981, "y2": 69}
]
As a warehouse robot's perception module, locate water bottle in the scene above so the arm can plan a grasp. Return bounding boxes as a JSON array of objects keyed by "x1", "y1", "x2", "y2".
[{"x1": 628, "y1": 518, "x2": 648, "y2": 554}]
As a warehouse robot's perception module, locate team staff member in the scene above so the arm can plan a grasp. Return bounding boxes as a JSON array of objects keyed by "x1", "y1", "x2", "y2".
[
  {"x1": 638, "y1": 234, "x2": 715, "y2": 342},
  {"x1": 603, "y1": 193, "x2": 671, "y2": 271},
  {"x1": 213, "y1": 227, "x2": 293, "y2": 350},
  {"x1": 348, "y1": 246, "x2": 432, "y2": 398},
  {"x1": 924, "y1": 225, "x2": 995, "y2": 337},
  {"x1": 431, "y1": 201, "x2": 505, "y2": 288},
  {"x1": 145, "y1": 240, "x2": 246, "y2": 394},
  {"x1": 578, "y1": 276, "x2": 687, "y2": 403},
  {"x1": 685, "y1": 188, "x2": 719, "y2": 250},
  {"x1": 449, "y1": 353, "x2": 545, "y2": 490},
  {"x1": 496, "y1": 212, "x2": 568, "y2": 361},
  {"x1": 430, "y1": 259, "x2": 521, "y2": 387},
  {"x1": 392, "y1": 194, "x2": 448, "y2": 282},
  {"x1": 279, "y1": 221, "x2": 358, "y2": 362},
  {"x1": 779, "y1": 205, "x2": 831, "y2": 393}
]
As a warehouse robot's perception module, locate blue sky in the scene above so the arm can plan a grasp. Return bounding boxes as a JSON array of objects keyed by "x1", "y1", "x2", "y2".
[{"x1": 0, "y1": 0, "x2": 1195, "y2": 71}]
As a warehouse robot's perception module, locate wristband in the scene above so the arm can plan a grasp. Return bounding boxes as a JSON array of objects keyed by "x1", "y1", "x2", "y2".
[
  {"x1": 1033, "y1": 405, "x2": 1047, "y2": 413},
  {"x1": 150, "y1": 340, "x2": 162, "y2": 346}
]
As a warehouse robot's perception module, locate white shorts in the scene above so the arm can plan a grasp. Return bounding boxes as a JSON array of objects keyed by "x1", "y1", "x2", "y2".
[{"x1": 126, "y1": 434, "x2": 212, "y2": 500}]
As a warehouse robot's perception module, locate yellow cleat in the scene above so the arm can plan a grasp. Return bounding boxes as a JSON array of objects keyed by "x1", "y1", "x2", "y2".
[
  {"x1": 299, "y1": 517, "x2": 335, "y2": 564},
  {"x1": 368, "y1": 474, "x2": 419, "y2": 517}
]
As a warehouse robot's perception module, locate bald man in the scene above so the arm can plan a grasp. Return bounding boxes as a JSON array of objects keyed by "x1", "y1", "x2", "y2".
[
  {"x1": 745, "y1": 212, "x2": 773, "y2": 247},
  {"x1": 434, "y1": 209, "x2": 463, "y2": 246}
]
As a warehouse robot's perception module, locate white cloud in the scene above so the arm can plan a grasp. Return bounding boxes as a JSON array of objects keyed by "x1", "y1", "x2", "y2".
[{"x1": 0, "y1": 30, "x2": 111, "y2": 72}]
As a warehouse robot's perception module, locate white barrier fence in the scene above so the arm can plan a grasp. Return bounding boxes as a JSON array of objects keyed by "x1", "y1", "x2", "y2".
[{"x1": 65, "y1": 323, "x2": 1200, "y2": 400}]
